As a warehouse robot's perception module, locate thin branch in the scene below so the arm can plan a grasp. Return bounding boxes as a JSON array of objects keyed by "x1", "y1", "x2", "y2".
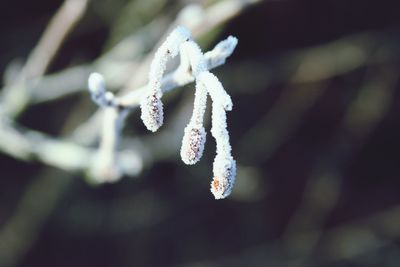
[
  {"x1": 1, "y1": 0, "x2": 89, "y2": 118},
  {"x1": 0, "y1": 115, "x2": 142, "y2": 176},
  {"x1": 23, "y1": 0, "x2": 90, "y2": 79}
]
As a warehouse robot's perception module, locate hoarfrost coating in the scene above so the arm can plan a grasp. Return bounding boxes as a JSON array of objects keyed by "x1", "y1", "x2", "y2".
[{"x1": 89, "y1": 26, "x2": 238, "y2": 199}]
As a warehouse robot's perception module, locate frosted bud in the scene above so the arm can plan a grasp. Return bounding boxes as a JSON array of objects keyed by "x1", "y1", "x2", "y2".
[
  {"x1": 88, "y1": 72, "x2": 105, "y2": 95},
  {"x1": 88, "y1": 72, "x2": 107, "y2": 106},
  {"x1": 198, "y1": 72, "x2": 232, "y2": 111},
  {"x1": 87, "y1": 72, "x2": 116, "y2": 107},
  {"x1": 180, "y1": 125, "x2": 206, "y2": 165},
  {"x1": 140, "y1": 93, "x2": 164, "y2": 132},
  {"x1": 210, "y1": 155, "x2": 236, "y2": 199}
]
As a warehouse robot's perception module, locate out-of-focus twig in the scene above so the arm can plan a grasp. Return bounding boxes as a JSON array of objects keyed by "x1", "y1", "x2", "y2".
[
  {"x1": 0, "y1": 170, "x2": 72, "y2": 267},
  {"x1": 0, "y1": 114, "x2": 142, "y2": 175},
  {"x1": 1, "y1": 0, "x2": 89, "y2": 118},
  {"x1": 280, "y1": 66, "x2": 398, "y2": 263},
  {"x1": 237, "y1": 31, "x2": 400, "y2": 162},
  {"x1": 23, "y1": 0, "x2": 89, "y2": 79},
  {"x1": 167, "y1": 205, "x2": 400, "y2": 267}
]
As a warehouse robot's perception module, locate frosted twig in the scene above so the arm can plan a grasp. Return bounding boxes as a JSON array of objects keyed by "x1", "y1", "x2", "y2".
[
  {"x1": 115, "y1": 36, "x2": 238, "y2": 108},
  {"x1": 176, "y1": 38, "x2": 236, "y2": 199},
  {"x1": 89, "y1": 26, "x2": 238, "y2": 198},
  {"x1": 140, "y1": 26, "x2": 191, "y2": 131},
  {"x1": 210, "y1": 102, "x2": 236, "y2": 199},
  {"x1": 0, "y1": 114, "x2": 141, "y2": 176}
]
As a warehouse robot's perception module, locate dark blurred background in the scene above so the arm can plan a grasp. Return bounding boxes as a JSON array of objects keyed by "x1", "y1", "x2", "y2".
[{"x1": 1, "y1": 0, "x2": 400, "y2": 266}]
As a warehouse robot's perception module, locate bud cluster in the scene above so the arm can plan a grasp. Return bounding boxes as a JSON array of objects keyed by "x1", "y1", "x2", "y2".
[
  {"x1": 88, "y1": 26, "x2": 239, "y2": 199},
  {"x1": 141, "y1": 26, "x2": 237, "y2": 199}
]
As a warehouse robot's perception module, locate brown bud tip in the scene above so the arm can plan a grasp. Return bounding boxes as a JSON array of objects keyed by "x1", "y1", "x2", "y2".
[{"x1": 210, "y1": 155, "x2": 236, "y2": 199}]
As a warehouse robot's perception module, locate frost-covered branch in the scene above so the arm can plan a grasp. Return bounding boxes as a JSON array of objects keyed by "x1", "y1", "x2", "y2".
[
  {"x1": 88, "y1": 26, "x2": 238, "y2": 199},
  {"x1": 0, "y1": 0, "x2": 258, "y2": 194}
]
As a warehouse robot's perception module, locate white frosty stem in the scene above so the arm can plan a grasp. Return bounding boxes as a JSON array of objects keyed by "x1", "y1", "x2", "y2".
[
  {"x1": 115, "y1": 35, "x2": 238, "y2": 108},
  {"x1": 147, "y1": 26, "x2": 191, "y2": 98},
  {"x1": 140, "y1": 26, "x2": 191, "y2": 132},
  {"x1": 180, "y1": 40, "x2": 208, "y2": 76},
  {"x1": 211, "y1": 102, "x2": 232, "y2": 156},
  {"x1": 198, "y1": 72, "x2": 232, "y2": 111},
  {"x1": 204, "y1": 36, "x2": 238, "y2": 68},
  {"x1": 89, "y1": 107, "x2": 122, "y2": 182},
  {"x1": 190, "y1": 81, "x2": 208, "y2": 127},
  {"x1": 179, "y1": 41, "x2": 210, "y2": 165},
  {"x1": 178, "y1": 35, "x2": 236, "y2": 197},
  {"x1": 210, "y1": 102, "x2": 236, "y2": 199}
]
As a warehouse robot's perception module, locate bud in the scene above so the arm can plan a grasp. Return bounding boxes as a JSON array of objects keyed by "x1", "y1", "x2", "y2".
[
  {"x1": 88, "y1": 72, "x2": 105, "y2": 95},
  {"x1": 180, "y1": 125, "x2": 206, "y2": 165},
  {"x1": 210, "y1": 155, "x2": 236, "y2": 199},
  {"x1": 88, "y1": 72, "x2": 114, "y2": 107},
  {"x1": 140, "y1": 93, "x2": 164, "y2": 132}
]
